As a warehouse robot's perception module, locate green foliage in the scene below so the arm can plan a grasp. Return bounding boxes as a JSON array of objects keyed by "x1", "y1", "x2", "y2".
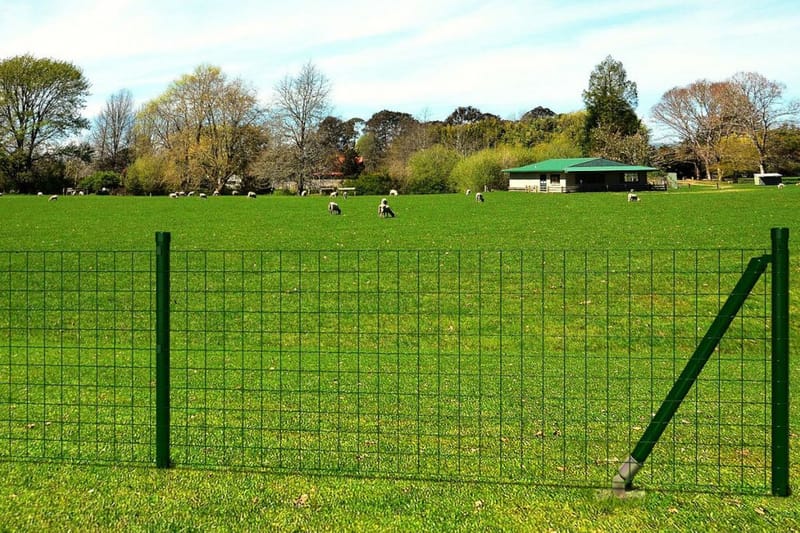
[
  {"x1": 582, "y1": 55, "x2": 641, "y2": 150},
  {"x1": 449, "y1": 145, "x2": 537, "y2": 191},
  {"x1": 124, "y1": 155, "x2": 168, "y2": 195},
  {"x1": 529, "y1": 133, "x2": 583, "y2": 161},
  {"x1": 405, "y1": 145, "x2": 461, "y2": 194},
  {"x1": 343, "y1": 171, "x2": 397, "y2": 196},
  {"x1": 0, "y1": 54, "x2": 90, "y2": 192},
  {"x1": 78, "y1": 171, "x2": 121, "y2": 193}
]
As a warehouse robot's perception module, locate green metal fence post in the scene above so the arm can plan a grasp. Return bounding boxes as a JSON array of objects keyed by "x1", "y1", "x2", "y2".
[
  {"x1": 155, "y1": 231, "x2": 172, "y2": 468},
  {"x1": 771, "y1": 227, "x2": 790, "y2": 496}
]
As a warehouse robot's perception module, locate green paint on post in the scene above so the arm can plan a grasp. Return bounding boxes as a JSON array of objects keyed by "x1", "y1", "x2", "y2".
[
  {"x1": 155, "y1": 232, "x2": 172, "y2": 468},
  {"x1": 771, "y1": 228, "x2": 790, "y2": 497}
]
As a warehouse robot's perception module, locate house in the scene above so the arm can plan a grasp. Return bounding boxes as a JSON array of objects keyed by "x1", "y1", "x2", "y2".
[{"x1": 504, "y1": 158, "x2": 658, "y2": 193}]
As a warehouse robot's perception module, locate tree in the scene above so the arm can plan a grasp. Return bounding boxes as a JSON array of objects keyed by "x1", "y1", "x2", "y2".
[
  {"x1": 271, "y1": 62, "x2": 332, "y2": 192},
  {"x1": 520, "y1": 106, "x2": 556, "y2": 121},
  {"x1": 651, "y1": 80, "x2": 734, "y2": 180},
  {"x1": 444, "y1": 106, "x2": 499, "y2": 125},
  {"x1": 91, "y1": 89, "x2": 135, "y2": 173},
  {"x1": 0, "y1": 54, "x2": 90, "y2": 192},
  {"x1": 727, "y1": 72, "x2": 799, "y2": 174},
  {"x1": 582, "y1": 56, "x2": 640, "y2": 150},
  {"x1": 405, "y1": 145, "x2": 460, "y2": 194},
  {"x1": 364, "y1": 109, "x2": 419, "y2": 166},
  {"x1": 135, "y1": 65, "x2": 267, "y2": 193}
]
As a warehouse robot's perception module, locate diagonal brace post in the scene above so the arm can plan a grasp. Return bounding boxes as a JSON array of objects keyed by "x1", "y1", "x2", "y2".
[{"x1": 613, "y1": 253, "x2": 771, "y2": 491}]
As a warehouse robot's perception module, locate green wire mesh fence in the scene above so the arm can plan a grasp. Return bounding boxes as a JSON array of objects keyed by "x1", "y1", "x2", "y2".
[
  {"x1": 0, "y1": 236, "x2": 788, "y2": 494},
  {"x1": 0, "y1": 251, "x2": 155, "y2": 465}
]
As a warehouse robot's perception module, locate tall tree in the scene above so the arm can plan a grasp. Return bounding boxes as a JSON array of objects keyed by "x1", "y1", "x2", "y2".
[
  {"x1": 135, "y1": 65, "x2": 267, "y2": 193},
  {"x1": 582, "y1": 56, "x2": 641, "y2": 151},
  {"x1": 271, "y1": 62, "x2": 332, "y2": 192},
  {"x1": 91, "y1": 89, "x2": 135, "y2": 173},
  {"x1": 651, "y1": 80, "x2": 733, "y2": 180},
  {"x1": 0, "y1": 54, "x2": 90, "y2": 192},
  {"x1": 727, "y1": 72, "x2": 799, "y2": 174}
]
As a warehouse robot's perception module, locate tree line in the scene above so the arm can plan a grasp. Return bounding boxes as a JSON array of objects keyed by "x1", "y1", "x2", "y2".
[{"x1": 1, "y1": 54, "x2": 798, "y2": 195}]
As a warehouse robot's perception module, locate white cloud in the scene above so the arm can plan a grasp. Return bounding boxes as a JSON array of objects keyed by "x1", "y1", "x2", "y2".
[{"x1": 2, "y1": 0, "x2": 798, "y2": 125}]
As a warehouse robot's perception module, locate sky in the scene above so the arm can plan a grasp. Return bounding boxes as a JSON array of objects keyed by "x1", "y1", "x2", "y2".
[{"x1": 2, "y1": 0, "x2": 799, "y2": 141}]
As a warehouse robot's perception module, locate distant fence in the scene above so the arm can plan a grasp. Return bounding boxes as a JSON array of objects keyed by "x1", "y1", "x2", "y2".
[{"x1": 0, "y1": 230, "x2": 790, "y2": 495}]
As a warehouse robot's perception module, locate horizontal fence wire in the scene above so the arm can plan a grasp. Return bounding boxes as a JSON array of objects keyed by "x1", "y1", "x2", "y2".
[
  {"x1": 0, "y1": 251, "x2": 155, "y2": 465},
  {"x1": 166, "y1": 248, "x2": 772, "y2": 493}
]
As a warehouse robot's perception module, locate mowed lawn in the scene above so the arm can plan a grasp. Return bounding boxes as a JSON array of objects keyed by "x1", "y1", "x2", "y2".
[{"x1": 0, "y1": 187, "x2": 798, "y2": 531}]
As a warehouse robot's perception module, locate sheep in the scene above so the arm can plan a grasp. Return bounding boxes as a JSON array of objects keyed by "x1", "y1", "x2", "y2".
[
  {"x1": 48, "y1": 194, "x2": 58, "y2": 201},
  {"x1": 247, "y1": 191, "x2": 257, "y2": 198},
  {"x1": 187, "y1": 191, "x2": 195, "y2": 196},
  {"x1": 328, "y1": 201, "x2": 341, "y2": 215},
  {"x1": 300, "y1": 190, "x2": 308, "y2": 197},
  {"x1": 342, "y1": 191, "x2": 348, "y2": 199},
  {"x1": 37, "y1": 192, "x2": 43, "y2": 196},
  {"x1": 378, "y1": 199, "x2": 395, "y2": 218},
  {"x1": 389, "y1": 189, "x2": 398, "y2": 196},
  {"x1": 627, "y1": 190, "x2": 639, "y2": 202},
  {"x1": 466, "y1": 189, "x2": 471, "y2": 196},
  {"x1": 777, "y1": 182, "x2": 785, "y2": 189},
  {"x1": 169, "y1": 192, "x2": 178, "y2": 199},
  {"x1": 231, "y1": 190, "x2": 239, "y2": 196},
  {"x1": 177, "y1": 191, "x2": 186, "y2": 196},
  {"x1": 475, "y1": 192, "x2": 484, "y2": 202},
  {"x1": 212, "y1": 190, "x2": 220, "y2": 196},
  {"x1": 330, "y1": 191, "x2": 337, "y2": 197},
  {"x1": 199, "y1": 192, "x2": 207, "y2": 199}
]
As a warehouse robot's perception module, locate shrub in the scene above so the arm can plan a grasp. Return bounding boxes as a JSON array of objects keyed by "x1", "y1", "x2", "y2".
[
  {"x1": 78, "y1": 171, "x2": 121, "y2": 194},
  {"x1": 405, "y1": 145, "x2": 461, "y2": 194},
  {"x1": 343, "y1": 172, "x2": 398, "y2": 196}
]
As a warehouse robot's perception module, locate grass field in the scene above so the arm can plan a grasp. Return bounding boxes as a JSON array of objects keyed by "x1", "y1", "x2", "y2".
[{"x1": 1, "y1": 187, "x2": 799, "y2": 531}]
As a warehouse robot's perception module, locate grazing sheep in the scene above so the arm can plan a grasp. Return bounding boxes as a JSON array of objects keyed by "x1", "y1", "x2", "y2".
[
  {"x1": 49, "y1": 194, "x2": 58, "y2": 201},
  {"x1": 187, "y1": 191, "x2": 195, "y2": 196},
  {"x1": 301, "y1": 190, "x2": 308, "y2": 196},
  {"x1": 466, "y1": 189, "x2": 471, "y2": 196},
  {"x1": 627, "y1": 190, "x2": 639, "y2": 202},
  {"x1": 212, "y1": 190, "x2": 220, "y2": 196},
  {"x1": 177, "y1": 191, "x2": 186, "y2": 196},
  {"x1": 777, "y1": 182, "x2": 785, "y2": 189},
  {"x1": 475, "y1": 192, "x2": 484, "y2": 202},
  {"x1": 342, "y1": 191, "x2": 348, "y2": 199},
  {"x1": 231, "y1": 190, "x2": 239, "y2": 196},
  {"x1": 37, "y1": 192, "x2": 43, "y2": 196},
  {"x1": 199, "y1": 192, "x2": 207, "y2": 199},
  {"x1": 169, "y1": 192, "x2": 178, "y2": 198},
  {"x1": 378, "y1": 199, "x2": 395, "y2": 218},
  {"x1": 328, "y1": 201, "x2": 341, "y2": 215},
  {"x1": 330, "y1": 191, "x2": 337, "y2": 197},
  {"x1": 247, "y1": 191, "x2": 257, "y2": 198},
  {"x1": 389, "y1": 189, "x2": 398, "y2": 196}
]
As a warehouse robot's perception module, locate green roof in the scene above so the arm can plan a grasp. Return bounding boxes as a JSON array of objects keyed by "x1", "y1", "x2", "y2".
[{"x1": 503, "y1": 158, "x2": 657, "y2": 174}]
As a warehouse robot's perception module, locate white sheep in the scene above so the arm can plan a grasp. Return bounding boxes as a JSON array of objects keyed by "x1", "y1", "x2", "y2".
[
  {"x1": 231, "y1": 190, "x2": 239, "y2": 196},
  {"x1": 300, "y1": 190, "x2": 308, "y2": 196},
  {"x1": 247, "y1": 191, "x2": 257, "y2": 198},
  {"x1": 212, "y1": 190, "x2": 220, "y2": 196},
  {"x1": 328, "y1": 201, "x2": 341, "y2": 215},
  {"x1": 330, "y1": 191, "x2": 337, "y2": 197},
  {"x1": 389, "y1": 189, "x2": 398, "y2": 196},
  {"x1": 627, "y1": 190, "x2": 639, "y2": 202},
  {"x1": 475, "y1": 192, "x2": 484, "y2": 202},
  {"x1": 37, "y1": 192, "x2": 43, "y2": 196},
  {"x1": 777, "y1": 182, "x2": 785, "y2": 189},
  {"x1": 466, "y1": 189, "x2": 471, "y2": 196},
  {"x1": 169, "y1": 192, "x2": 178, "y2": 199},
  {"x1": 187, "y1": 191, "x2": 195, "y2": 196},
  {"x1": 199, "y1": 192, "x2": 207, "y2": 199},
  {"x1": 48, "y1": 194, "x2": 58, "y2": 201}
]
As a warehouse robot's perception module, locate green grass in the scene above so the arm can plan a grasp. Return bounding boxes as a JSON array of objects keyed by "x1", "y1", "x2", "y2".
[{"x1": 1, "y1": 188, "x2": 799, "y2": 531}]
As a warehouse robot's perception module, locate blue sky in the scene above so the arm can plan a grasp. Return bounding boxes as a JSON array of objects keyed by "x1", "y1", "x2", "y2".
[{"x1": 2, "y1": 0, "x2": 799, "y2": 139}]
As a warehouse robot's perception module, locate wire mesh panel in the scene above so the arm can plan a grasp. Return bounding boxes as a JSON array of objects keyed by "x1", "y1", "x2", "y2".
[
  {"x1": 168, "y1": 248, "x2": 773, "y2": 493},
  {"x1": 0, "y1": 251, "x2": 155, "y2": 465}
]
